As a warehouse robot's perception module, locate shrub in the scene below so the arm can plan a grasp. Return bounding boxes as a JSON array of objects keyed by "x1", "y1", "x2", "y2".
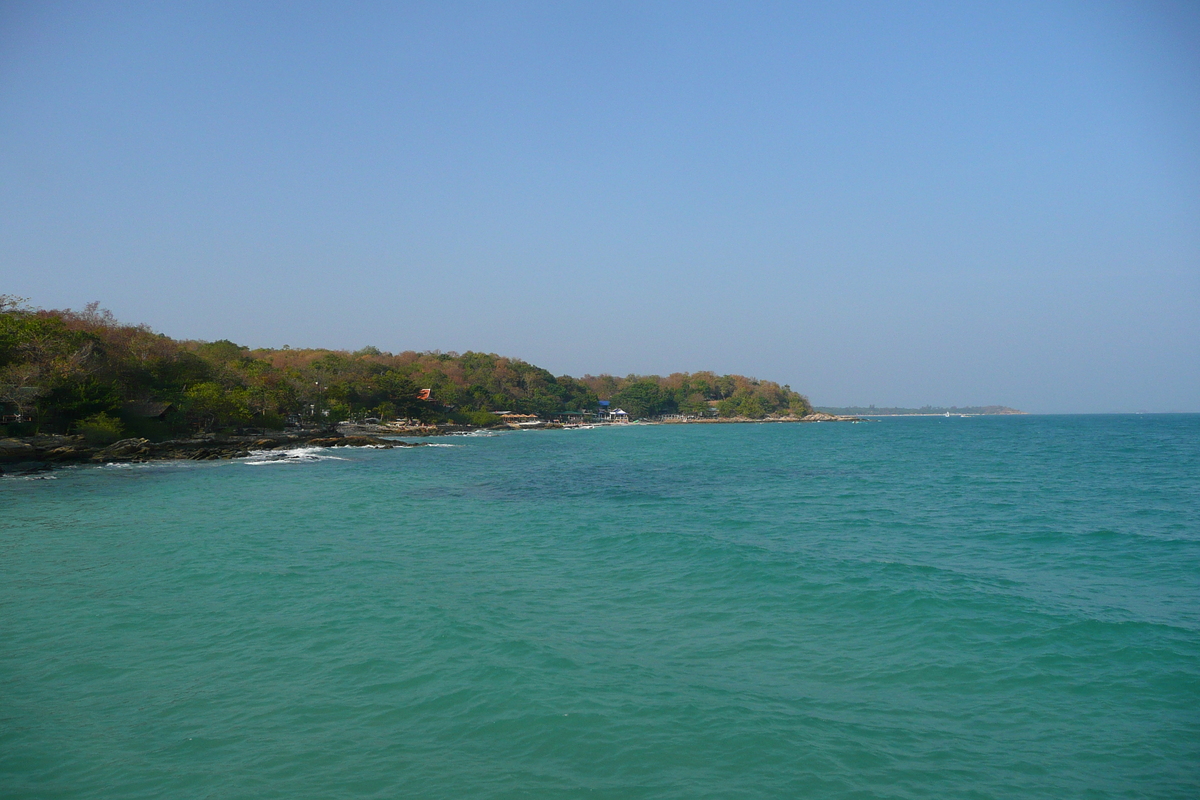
[{"x1": 76, "y1": 412, "x2": 126, "y2": 445}]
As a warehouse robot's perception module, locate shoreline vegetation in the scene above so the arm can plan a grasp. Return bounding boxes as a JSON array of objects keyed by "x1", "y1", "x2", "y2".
[{"x1": 0, "y1": 297, "x2": 857, "y2": 473}]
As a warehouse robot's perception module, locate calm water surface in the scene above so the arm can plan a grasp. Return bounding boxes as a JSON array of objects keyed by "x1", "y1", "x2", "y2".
[{"x1": 2, "y1": 415, "x2": 1198, "y2": 798}]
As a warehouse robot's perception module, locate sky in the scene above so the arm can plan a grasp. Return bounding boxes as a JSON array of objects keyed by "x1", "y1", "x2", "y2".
[{"x1": 1, "y1": 1, "x2": 1197, "y2": 413}]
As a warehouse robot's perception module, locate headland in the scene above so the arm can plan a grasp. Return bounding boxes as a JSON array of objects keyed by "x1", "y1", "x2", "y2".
[{"x1": 2, "y1": 298, "x2": 857, "y2": 474}]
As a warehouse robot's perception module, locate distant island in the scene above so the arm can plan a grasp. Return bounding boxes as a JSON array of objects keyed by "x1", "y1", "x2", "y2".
[
  {"x1": 1, "y1": 298, "x2": 827, "y2": 455},
  {"x1": 816, "y1": 405, "x2": 1024, "y2": 416}
]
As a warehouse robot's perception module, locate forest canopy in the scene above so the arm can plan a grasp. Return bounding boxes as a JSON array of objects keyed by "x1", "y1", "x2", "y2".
[{"x1": 0, "y1": 298, "x2": 812, "y2": 438}]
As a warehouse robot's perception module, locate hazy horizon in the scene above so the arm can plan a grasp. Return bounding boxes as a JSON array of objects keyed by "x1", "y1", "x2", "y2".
[{"x1": 2, "y1": 2, "x2": 1197, "y2": 414}]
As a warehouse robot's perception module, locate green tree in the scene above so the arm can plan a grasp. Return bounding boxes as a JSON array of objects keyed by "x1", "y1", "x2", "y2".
[
  {"x1": 737, "y1": 394, "x2": 768, "y2": 419},
  {"x1": 678, "y1": 392, "x2": 710, "y2": 416},
  {"x1": 612, "y1": 380, "x2": 674, "y2": 418},
  {"x1": 75, "y1": 412, "x2": 126, "y2": 445},
  {"x1": 716, "y1": 397, "x2": 739, "y2": 417},
  {"x1": 184, "y1": 382, "x2": 251, "y2": 431},
  {"x1": 196, "y1": 339, "x2": 245, "y2": 363}
]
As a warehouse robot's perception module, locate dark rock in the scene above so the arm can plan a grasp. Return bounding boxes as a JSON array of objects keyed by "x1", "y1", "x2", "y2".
[
  {"x1": 0, "y1": 427, "x2": 422, "y2": 471},
  {"x1": 0, "y1": 438, "x2": 36, "y2": 462},
  {"x1": 5, "y1": 461, "x2": 50, "y2": 474},
  {"x1": 334, "y1": 436, "x2": 385, "y2": 447},
  {"x1": 93, "y1": 438, "x2": 152, "y2": 462},
  {"x1": 43, "y1": 446, "x2": 90, "y2": 461}
]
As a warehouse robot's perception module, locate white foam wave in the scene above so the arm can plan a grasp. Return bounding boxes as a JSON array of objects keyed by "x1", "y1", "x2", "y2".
[{"x1": 241, "y1": 447, "x2": 348, "y2": 465}]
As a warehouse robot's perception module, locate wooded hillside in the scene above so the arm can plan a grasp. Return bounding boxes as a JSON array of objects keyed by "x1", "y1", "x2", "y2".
[{"x1": 0, "y1": 298, "x2": 812, "y2": 439}]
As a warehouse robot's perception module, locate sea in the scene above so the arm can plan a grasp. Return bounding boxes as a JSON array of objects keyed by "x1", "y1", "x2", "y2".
[{"x1": 2, "y1": 415, "x2": 1198, "y2": 799}]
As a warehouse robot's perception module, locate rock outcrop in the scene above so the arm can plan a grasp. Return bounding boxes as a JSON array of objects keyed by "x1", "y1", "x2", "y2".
[{"x1": 0, "y1": 430, "x2": 424, "y2": 474}]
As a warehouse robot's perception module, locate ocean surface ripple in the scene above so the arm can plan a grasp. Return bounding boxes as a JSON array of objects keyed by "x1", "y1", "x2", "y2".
[{"x1": 2, "y1": 415, "x2": 1198, "y2": 798}]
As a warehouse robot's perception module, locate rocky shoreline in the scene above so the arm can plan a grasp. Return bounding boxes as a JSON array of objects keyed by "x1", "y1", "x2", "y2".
[
  {"x1": 0, "y1": 429, "x2": 425, "y2": 476},
  {"x1": 1, "y1": 413, "x2": 861, "y2": 476},
  {"x1": 341, "y1": 412, "x2": 861, "y2": 435},
  {"x1": 658, "y1": 412, "x2": 861, "y2": 424}
]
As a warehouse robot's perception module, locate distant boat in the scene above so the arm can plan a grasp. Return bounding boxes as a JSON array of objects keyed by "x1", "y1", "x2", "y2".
[{"x1": 945, "y1": 412, "x2": 951, "y2": 417}]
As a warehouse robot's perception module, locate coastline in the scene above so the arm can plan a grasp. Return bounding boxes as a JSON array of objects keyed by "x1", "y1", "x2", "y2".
[
  {"x1": 655, "y1": 412, "x2": 860, "y2": 424},
  {"x1": 1, "y1": 413, "x2": 861, "y2": 475},
  {"x1": 343, "y1": 411, "x2": 861, "y2": 436},
  {"x1": 0, "y1": 429, "x2": 423, "y2": 475}
]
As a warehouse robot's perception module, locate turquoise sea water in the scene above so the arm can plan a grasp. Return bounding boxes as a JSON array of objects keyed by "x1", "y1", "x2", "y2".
[{"x1": 2, "y1": 415, "x2": 1198, "y2": 799}]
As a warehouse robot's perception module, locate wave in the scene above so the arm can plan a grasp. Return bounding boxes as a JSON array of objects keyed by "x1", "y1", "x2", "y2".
[{"x1": 240, "y1": 447, "x2": 349, "y2": 465}]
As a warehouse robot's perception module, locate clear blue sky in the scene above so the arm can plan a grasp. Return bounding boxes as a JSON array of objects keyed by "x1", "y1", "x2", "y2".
[{"x1": 2, "y1": 1, "x2": 1197, "y2": 412}]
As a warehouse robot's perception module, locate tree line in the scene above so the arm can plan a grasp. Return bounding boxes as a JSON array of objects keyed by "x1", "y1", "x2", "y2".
[{"x1": 0, "y1": 298, "x2": 812, "y2": 440}]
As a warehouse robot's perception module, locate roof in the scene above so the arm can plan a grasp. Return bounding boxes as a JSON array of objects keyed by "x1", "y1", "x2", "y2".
[{"x1": 124, "y1": 401, "x2": 174, "y2": 418}]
